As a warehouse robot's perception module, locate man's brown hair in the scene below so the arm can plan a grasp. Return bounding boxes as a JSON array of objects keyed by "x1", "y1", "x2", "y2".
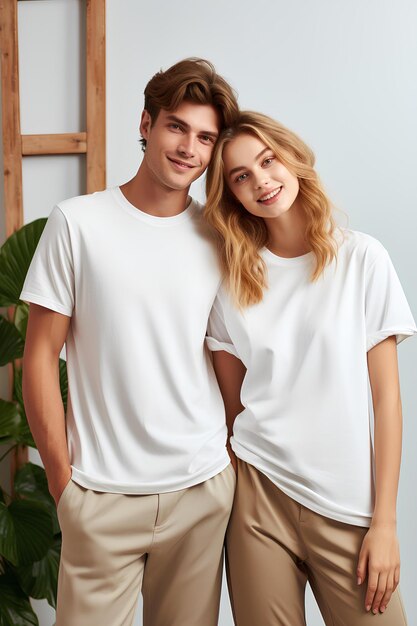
[{"x1": 140, "y1": 57, "x2": 239, "y2": 150}]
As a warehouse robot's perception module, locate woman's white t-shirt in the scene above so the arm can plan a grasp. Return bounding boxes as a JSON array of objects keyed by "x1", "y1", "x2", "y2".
[
  {"x1": 207, "y1": 229, "x2": 416, "y2": 526},
  {"x1": 21, "y1": 187, "x2": 230, "y2": 494}
]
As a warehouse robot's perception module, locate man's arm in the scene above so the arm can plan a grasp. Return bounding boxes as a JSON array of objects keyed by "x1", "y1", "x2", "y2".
[
  {"x1": 357, "y1": 335, "x2": 402, "y2": 614},
  {"x1": 22, "y1": 303, "x2": 72, "y2": 505},
  {"x1": 212, "y1": 351, "x2": 246, "y2": 471}
]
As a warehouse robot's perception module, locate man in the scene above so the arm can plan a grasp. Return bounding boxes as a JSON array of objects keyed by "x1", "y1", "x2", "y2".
[{"x1": 21, "y1": 58, "x2": 239, "y2": 626}]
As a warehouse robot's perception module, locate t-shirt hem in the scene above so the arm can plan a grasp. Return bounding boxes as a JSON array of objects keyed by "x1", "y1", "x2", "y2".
[
  {"x1": 69, "y1": 457, "x2": 231, "y2": 494},
  {"x1": 366, "y1": 327, "x2": 417, "y2": 351},
  {"x1": 233, "y1": 446, "x2": 372, "y2": 528},
  {"x1": 20, "y1": 291, "x2": 73, "y2": 317}
]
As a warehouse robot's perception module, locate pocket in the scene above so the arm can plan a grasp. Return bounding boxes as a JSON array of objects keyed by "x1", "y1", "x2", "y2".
[{"x1": 56, "y1": 478, "x2": 73, "y2": 515}]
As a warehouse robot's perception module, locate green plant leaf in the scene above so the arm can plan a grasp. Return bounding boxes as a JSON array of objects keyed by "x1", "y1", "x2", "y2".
[
  {"x1": 14, "y1": 303, "x2": 29, "y2": 340},
  {"x1": 10, "y1": 370, "x2": 36, "y2": 449},
  {"x1": 0, "y1": 399, "x2": 35, "y2": 449},
  {"x1": 59, "y1": 359, "x2": 68, "y2": 412},
  {"x1": 0, "y1": 500, "x2": 53, "y2": 566},
  {"x1": 0, "y1": 218, "x2": 47, "y2": 307},
  {"x1": 14, "y1": 422, "x2": 36, "y2": 448},
  {"x1": 13, "y1": 367, "x2": 23, "y2": 408},
  {"x1": 0, "y1": 569, "x2": 39, "y2": 625},
  {"x1": 0, "y1": 316, "x2": 24, "y2": 367},
  {"x1": 16, "y1": 534, "x2": 61, "y2": 609},
  {"x1": 14, "y1": 463, "x2": 59, "y2": 535},
  {"x1": 0, "y1": 400, "x2": 21, "y2": 442}
]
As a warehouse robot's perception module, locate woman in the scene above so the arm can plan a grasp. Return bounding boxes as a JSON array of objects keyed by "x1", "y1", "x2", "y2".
[{"x1": 204, "y1": 111, "x2": 416, "y2": 625}]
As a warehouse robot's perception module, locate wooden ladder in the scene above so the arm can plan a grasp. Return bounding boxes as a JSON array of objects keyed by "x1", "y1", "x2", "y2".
[
  {"x1": 0, "y1": 0, "x2": 106, "y2": 238},
  {"x1": 0, "y1": 0, "x2": 106, "y2": 474}
]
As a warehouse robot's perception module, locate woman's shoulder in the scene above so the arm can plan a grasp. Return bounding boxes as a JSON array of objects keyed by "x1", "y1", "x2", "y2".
[{"x1": 336, "y1": 227, "x2": 388, "y2": 266}]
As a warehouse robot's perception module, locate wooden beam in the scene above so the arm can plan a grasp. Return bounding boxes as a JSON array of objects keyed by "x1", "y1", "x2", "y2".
[
  {"x1": 86, "y1": 0, "x2": 106, "y2": 193},
  {"x1": 22, "y1": 132, "x2": 87, "y2": 155},
  {"x1": 0, "y1": 0, "x2": 23, "y2": 236}
]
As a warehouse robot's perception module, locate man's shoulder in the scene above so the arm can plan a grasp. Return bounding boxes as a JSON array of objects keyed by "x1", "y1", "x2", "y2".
[{"x1": 57, "y1": 188, "x2": 114, "y2": 220}]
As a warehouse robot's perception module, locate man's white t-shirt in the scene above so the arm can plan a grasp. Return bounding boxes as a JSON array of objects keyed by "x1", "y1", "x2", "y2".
[
  {"x1": 21, "y1": 187, "x2": 230, "y2": 494},
  {"x1": 207, "y1": 229, "x2": 416, "y2": 526}
]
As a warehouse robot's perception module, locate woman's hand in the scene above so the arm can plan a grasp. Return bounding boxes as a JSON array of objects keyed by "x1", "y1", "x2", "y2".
[
  {"x1": 227, "y1": 442, "x2": 238, "y2": 474},
  {"x1": 357, "y1": 522, "x2": 400, "y2": 614}
]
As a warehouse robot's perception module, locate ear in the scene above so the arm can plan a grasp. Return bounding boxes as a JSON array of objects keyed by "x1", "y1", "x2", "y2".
[{"x1": 140, "y1": 110, "x2": 152, "y2": 140}]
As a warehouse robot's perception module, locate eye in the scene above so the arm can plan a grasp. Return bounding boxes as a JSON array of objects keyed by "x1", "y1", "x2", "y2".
[
  {"x1": 200, "y1": 135, "x2": 215, "y2": 144},
  {"x1": 263, "y1": 156, "x2": 275, "y2": 166},
  {"x1": 168, "y1": 123, "x2": 182, "y2": 132},
  {"x1": 235, "y1": 173, "x2": 248, "y2": 183}
]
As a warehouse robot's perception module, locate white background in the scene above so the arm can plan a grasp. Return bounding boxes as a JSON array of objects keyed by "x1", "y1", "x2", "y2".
[{"x1": 0, "y1": 0, "x2": 416, "y2": 624}]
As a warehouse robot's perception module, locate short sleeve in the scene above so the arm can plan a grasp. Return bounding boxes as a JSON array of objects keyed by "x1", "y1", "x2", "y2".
[
  {"x1": 206, "y1": 294, "x2": 239, "y2": 358},
  {"x1": 20, "y1": 206, "x2": 74, "y2": 316},
  {"x1": 365, "y1": 247, "x2": 416, "y2": 351}
]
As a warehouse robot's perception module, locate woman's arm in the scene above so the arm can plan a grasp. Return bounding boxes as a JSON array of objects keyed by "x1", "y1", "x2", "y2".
[
  {"x1": 357, "y1": 335, "x2": 402, "y2": 614},
  {"x1": 212, "y1": 351, "x2": 246, "y2": 471}
]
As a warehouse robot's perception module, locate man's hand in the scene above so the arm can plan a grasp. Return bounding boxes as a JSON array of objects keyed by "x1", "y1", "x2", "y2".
[{"x1": 357, "y1": 522, "x2": 400, "y2": 614}]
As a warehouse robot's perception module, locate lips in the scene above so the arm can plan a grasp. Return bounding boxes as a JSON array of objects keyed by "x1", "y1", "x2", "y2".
[
  {"x1": 167, "y1": 156, "x2": 196, "y2": 169},
  {"x1": 257, "y1": 186, "x2": 283, "y2": 203}
]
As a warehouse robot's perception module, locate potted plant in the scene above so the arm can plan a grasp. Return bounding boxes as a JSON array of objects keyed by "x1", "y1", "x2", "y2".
[{"x1": 0, "y1": 218, "x2": 67, "y2": 626}]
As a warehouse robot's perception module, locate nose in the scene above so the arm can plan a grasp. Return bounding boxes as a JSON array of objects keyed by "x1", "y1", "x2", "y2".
[
  {"x1": 254, "y1": 172, "x2": 270, "y2": 189},
  {"x1": 177, "y1": 135, "x2": 196, "y2": 158}
]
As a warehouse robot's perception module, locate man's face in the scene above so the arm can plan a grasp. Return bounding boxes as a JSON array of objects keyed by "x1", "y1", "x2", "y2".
[{"x1": 140, "y1": 101, "x2": 221, "y2": 192}]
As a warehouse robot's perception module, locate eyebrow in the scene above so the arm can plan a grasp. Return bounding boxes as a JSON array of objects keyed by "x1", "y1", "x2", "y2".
[
  {"x1": 228, "y1": 147, "x2": 270, "y2": 178},
  {"x1": 165, "y1": 114, "x2": 219, "y2": 139}
]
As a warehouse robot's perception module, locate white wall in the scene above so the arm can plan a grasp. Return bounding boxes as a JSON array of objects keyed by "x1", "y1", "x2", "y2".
[
  {"x1": 1, "y1": 1, "x2": 416, "y2": 624},
  {"x1": 104, "y1": 2, "x2": 417, "y2": 622}
]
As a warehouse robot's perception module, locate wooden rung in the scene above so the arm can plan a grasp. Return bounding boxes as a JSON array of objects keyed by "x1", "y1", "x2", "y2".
[{"x1": 21, "y1": 132, "x2": 87, "y2": 155}]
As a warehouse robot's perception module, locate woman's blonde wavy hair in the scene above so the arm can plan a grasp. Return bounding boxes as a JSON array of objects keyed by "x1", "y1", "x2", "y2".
[{"x1": 205, "y1": 111, "x2": 338, "y2": 308}]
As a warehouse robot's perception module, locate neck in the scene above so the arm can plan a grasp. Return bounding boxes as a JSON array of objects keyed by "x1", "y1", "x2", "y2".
[
  {"x1": 265, "y1": 200, "x2": 310, "y2": 258},
  {"x1": 120, "y1": 160, "x2": 191, "y2": 217}
]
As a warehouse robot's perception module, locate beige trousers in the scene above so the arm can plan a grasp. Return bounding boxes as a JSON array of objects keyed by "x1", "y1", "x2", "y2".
[
  {"x1": 226, "y1": 459, "x2": 407, "y2": 626},
  {"x1": 56, "y1": 464, "x2": 235, "y2": 626}
]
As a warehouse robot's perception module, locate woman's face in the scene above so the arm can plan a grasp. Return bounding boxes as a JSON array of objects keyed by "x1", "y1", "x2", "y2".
[{"x1": 223, "y1": 133, "x2": 300, "y2": 220}]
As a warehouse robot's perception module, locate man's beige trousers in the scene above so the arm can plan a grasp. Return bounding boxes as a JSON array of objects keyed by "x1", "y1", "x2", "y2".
[
  {"x1": 55, "y1": 464, "x2": 235, "y2": 626},
  {"x1": 226, "y1": 459, "x2": 407, "y2": 626}
]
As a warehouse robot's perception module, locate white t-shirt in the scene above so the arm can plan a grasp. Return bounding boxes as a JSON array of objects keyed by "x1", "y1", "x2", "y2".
[
  {"x1": 21, "y1": 187, "x2": 230, "y2": 494},
  {"x1": 207, "y1": 229, "x2": 416, "y2": 526}
]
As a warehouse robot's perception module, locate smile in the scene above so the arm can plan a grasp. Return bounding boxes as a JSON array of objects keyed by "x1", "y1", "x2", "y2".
[
  {"x1": 167, "y1": 157, "x2": 196, "y2": 169},
  {"x1": 258, "y1": 187, "x2": 282, "y2": 203}
]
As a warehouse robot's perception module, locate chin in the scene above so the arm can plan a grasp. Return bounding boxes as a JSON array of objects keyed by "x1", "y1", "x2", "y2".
[
  {"x1": 168, "y1": 182, "x2": 189, "y2": 192},
  {"x1": 256, "y1": 206, "x2": 289, "y2": 219},
  {"x1": 168, "y1": 172, "x2": 200, "y2": 190},
  {"x1": 161, "y1": 175, "x2": 190, "y2": 191}
]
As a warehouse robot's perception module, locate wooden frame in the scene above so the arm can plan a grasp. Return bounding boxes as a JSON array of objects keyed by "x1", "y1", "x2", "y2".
[
  {"x1": 0, "y1": 0, "x2": 106, "y2": 237},
  {"x1": 0, "y1": 0, "x2": 106, "y2": 474}
]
